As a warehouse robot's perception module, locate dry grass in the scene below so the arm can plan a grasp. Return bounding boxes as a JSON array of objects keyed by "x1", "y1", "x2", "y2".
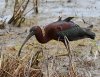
[
  {"x1": 0, "y1": 50, "x2": 43, "y2": 77},
  {"x1": 0, "y1": 38, "x2": 99, "y2": 77}
]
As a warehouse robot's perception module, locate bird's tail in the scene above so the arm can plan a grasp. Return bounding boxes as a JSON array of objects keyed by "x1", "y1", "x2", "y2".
[{"x1": 86, "y1": 31, "x2": 95, "y2": 39}]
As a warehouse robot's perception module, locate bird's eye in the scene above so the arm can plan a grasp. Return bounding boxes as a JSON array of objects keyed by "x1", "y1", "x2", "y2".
[
  {"x1": 30, "y1": 30, "x2": 33, "y2": 33},
  {"x1": 29, "y1": 27, "x2": 37, "y2": 33},
  {"x1": 29, "y1": 28, "x2": 33, "y2": 33}
]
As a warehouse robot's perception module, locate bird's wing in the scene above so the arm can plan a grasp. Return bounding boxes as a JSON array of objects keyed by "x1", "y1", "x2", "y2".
[{"x1": 57, "y1": 25, "x2": 86, "y2": 41}]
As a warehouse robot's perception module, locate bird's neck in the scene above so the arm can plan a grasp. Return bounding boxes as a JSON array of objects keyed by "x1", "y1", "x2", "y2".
[{"x1": 35, "y1": 26, "x2": 50, "y2": 44}]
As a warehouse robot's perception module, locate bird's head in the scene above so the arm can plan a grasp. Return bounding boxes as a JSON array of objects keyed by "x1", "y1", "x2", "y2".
[
  {"x1": 83, "y1": 25, "x2": 95, "y2": 39},
  {"x1": 18, "y1": 26, "x2": 38, "y2": 57}
]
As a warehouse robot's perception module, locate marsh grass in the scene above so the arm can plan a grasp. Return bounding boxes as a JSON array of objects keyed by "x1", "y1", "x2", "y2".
[{"x1": 0, "y1": 50, "x2": 43, "y2": 77}]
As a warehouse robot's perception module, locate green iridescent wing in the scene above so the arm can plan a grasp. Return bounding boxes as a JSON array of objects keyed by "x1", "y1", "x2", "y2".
[{"x1": 57, "y1": 25, "x2": 86, "y2": 41}]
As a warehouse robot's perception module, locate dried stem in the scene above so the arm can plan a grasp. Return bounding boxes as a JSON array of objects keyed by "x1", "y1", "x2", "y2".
[
  {"x1": 8, "y1": 0, "x2": 30, "y2": 27},
  {"x1": 1, "y1": 68, "x2": 13, "y2": 77},
  {"x1": 31, "y1": 50, "x2": 42, "y2": 67},
  {"x1": 33, "y1": 0, "x2": 39, "y2": 14},
  {"x1": 20, "y1": 48, "x2": 42, "y2": 75},
  {"x1": 42, "y1": 47, "x2": 49, "y2": 77}
]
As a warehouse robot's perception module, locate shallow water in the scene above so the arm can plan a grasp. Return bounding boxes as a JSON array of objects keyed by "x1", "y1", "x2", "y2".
[{"x1": 0, "y1": 0, "x2": 100, "y2": 23}]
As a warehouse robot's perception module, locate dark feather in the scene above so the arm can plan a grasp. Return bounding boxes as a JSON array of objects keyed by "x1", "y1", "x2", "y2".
[
  {"x1": 57, "y1": 16, "x2": 62, "y2": 21},
  {"x1": 57, "y1": 25, "x2": 87, "y2": 41},
  {"x1": 63, "y1": 17, "x2": 74, "y2": 22}
]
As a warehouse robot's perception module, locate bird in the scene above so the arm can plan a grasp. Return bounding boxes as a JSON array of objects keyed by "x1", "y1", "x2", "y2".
[{"x1": 18, "y1": 18, "x2": 95, "y2": 56}]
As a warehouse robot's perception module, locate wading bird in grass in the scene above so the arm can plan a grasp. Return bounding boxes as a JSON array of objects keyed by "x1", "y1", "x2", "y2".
[{"x1": 18, "y1": 17, "x2": 95, "y2": 56}]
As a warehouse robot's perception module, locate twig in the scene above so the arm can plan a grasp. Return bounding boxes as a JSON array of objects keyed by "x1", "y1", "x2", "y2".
[
  {"x1": 13, "y1": 0, "x2": 25, "y2": 15},
  {"x1": 46, "y1": 54, "x2": 49, "y2": 77},
  {"x1": 31, "y1": 50, "x2": 42, "y2": 67},
  {"x1": 24, "y1": 63, "x2": 30, "y2": 77},
  {"x1": 52, "y1": 37, "x2": 60, "y2": 71},
  {"x1": 21, "y1": 0, "x2": 30, "y2": 14},
  {"x1": 8, "y1": 0, "x2": 30, "y2": 26},
  {"x1": 23, "y1": 7, "x2": 34, "y2": 16},
  {"x1": 42, "y1": 47, "x2": 49, "y2": 77},
  {"x1": 24, "y1": 49, "x2": 42, "y2": 77},
  {"x1": 81, "y1": 15, "x2": 93, "y2": 26},
  {"x1": 82, "y1": 18, "x2": 89, "y2": 25},
  {"x1": 33, "y1": 0, "x2": 39, "y2": 13},
  {"x1": 1, "y1": 68, "x2": 13, "y2": 77}
]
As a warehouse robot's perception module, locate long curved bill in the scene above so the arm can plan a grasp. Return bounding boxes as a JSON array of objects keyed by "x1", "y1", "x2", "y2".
[{"x1": 18, "y1": 31, "x2": 35, "y2": 57}]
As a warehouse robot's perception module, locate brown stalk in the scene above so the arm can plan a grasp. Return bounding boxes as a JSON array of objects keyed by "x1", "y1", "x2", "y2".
[
  {"x1": 8, "y1": 0, "x2": 30, "y2": 26},
  {"x1": 33, "y1": 0, "x2": 39, "y2": 14}
]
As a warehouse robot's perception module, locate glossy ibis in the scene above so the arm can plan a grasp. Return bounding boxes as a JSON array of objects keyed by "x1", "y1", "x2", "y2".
[{"x1": 18, "y1": 17, "x2": 95, "y2": 56}]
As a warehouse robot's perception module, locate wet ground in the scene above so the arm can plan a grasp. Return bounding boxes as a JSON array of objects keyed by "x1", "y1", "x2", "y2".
[{"x1": 0, "y1": 0, "x2": 100, "y2": 77}]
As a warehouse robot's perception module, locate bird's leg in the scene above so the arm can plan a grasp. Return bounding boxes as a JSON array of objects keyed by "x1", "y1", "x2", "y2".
[
  {"x1": 64, "y1": 36, "x2": 73, "y2": 65},
  {"x1": 64, "y1": 36, "x2": 71, "y2": 64},
  {"x1": 64, "y1": 36, "x2": 71, "y2": 57},
  {"x1": 64, "y1": 36, "x2": 77, "y2": 76},
  {"x1": 64, "y1": 42, "x2": 68, "y2": 52},
  {"x1": 64, "y1": 36, "x2": 69, "y2": 53}
]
